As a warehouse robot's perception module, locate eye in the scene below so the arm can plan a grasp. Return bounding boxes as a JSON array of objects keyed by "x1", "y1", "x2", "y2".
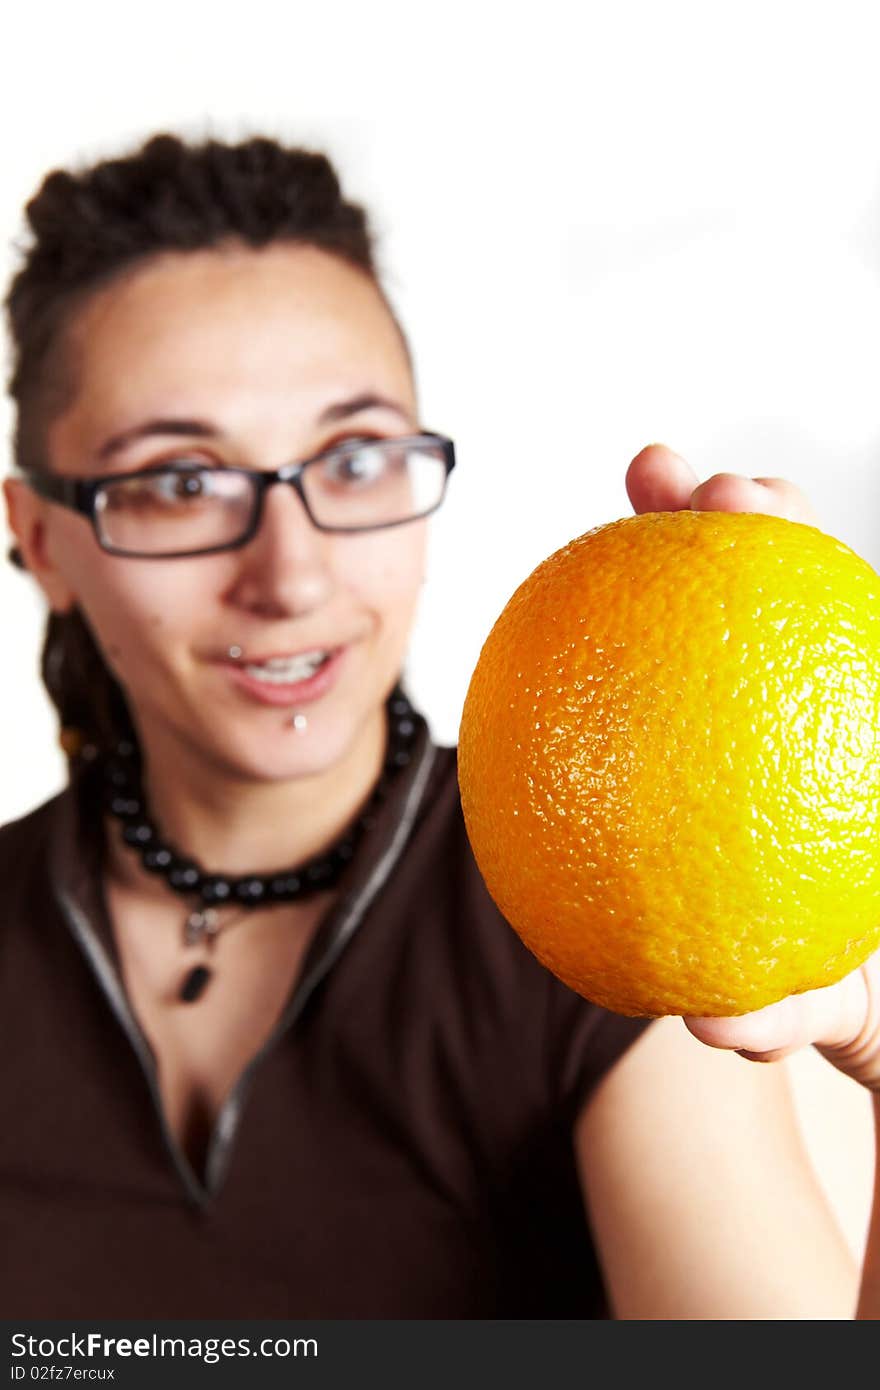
[
  {"x1": 336, "y1": 449, "x2": 385, "y2": 482},
  {"x1": 149, "y1": 466, "x2": 216, "y2": 500},
  {"x1": 182, "y1": 470, "x2": 216, "y2": 496},
  {"x1": 318, "y1": 440, "x2": 406, "y2": 487},
  {"x1": 98, "y1": 464, "x2": 228, "y2": 515}
]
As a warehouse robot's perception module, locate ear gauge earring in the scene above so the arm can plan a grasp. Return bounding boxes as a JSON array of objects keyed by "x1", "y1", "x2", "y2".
[{"x1": 59, "y1": 725, "x2": 98, "y2": 761}]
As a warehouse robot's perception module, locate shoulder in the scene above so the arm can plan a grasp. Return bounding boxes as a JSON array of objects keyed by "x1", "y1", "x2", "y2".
[
  {"x1": 0, "y1": 798, "x2": 57, "y2": 939},
  {"x1": 0, "y1": 787, "x2": 65, "y2": 867},
  {"x1": 0, "y1": 777, "x2": 85, "y2": 920}
]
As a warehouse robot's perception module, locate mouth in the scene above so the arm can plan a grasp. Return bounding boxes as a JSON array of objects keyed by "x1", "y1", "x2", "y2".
[
  {"x1": 240, "y1": 648, "x2": 335, "y2": 683},
  {"x1": 219, "y1": 645, "x2": 348, "y2": 707}
]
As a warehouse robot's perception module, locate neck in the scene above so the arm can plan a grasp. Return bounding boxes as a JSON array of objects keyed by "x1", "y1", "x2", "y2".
[{"x1": 105, "y1": 706, "x2": 389, "y2": 893}]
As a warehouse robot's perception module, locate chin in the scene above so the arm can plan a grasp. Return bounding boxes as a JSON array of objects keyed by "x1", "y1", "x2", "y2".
[{"x1": 210, "y1": 706, "x2": 380, "y2": 785}]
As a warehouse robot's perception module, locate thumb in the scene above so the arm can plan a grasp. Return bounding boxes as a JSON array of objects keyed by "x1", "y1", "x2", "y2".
[{"x1": 625, "y1": 444, "x2": 700, "y2": 515}]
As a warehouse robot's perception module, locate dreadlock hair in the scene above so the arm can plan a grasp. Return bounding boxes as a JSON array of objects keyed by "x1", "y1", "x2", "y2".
[{"x1": 5, "y1": 133, "x2": 403, "y2": 772}]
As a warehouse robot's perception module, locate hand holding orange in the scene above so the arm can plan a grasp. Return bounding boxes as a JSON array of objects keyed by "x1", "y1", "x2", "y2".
[{"x1": 459, "y1": 448, "x2": 880, "y2": 1023}]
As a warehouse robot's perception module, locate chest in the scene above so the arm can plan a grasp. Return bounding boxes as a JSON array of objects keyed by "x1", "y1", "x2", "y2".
[
  {"x1": 104, "y1": 881, "x2": 329, "y2": 1174},
  {"x1": 3, "y1": 845, "x2": 605, "y2": 1317}
]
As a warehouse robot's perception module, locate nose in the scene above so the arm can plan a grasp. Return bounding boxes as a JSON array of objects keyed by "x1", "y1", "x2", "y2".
[{"x1": 224, "y1": 478, "x2": 335, "y2": 620}]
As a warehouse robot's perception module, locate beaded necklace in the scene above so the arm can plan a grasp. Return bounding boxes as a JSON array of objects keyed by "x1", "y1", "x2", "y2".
[{"x1": 102, "y1": 685, "x2": 418, "y2": 1002}]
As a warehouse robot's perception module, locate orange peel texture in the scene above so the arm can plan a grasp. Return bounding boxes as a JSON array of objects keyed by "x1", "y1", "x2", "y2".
[{"x1": 458, "y1": 511, "x2": 880, "y2": 1017}]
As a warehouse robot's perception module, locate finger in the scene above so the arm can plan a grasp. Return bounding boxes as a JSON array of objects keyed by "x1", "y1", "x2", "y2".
[
  {"x1": 625, "y1": 444, "x2": 700, "y2": 515},
  {"x1": 690, "y1": 473, "x2": 820, "y2": 525},
  {"x1": 683, "y1": 968, "x2": 868, "y2": 1065}
]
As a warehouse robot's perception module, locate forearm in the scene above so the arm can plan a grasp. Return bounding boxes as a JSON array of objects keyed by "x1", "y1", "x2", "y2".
[{"x1": 856, "y1": 1093, "x2": 880, "y2": 1318}]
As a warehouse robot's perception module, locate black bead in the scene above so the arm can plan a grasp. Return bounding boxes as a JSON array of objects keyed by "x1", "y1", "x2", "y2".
[
  {"x1": 269, "y1": 874, "x2": 302, "y2": 900},
  {"x1": 122, "y1": 821, "x2": 154, "y2": 847},
  {"x1": 98, "y1": 698, "x2": 420, "y2": 929},
  {"x1": 168, "y1": 861, "x2": 201, "y2": 892},
  {"x1": 200, "y1": 876, "x2": 232, "y2": 904},
  {"x1": 305, "y1": 859, "x2": 335, "y2": 887},
  {"x1": 142, "y1": 846, "x2": 174, "y2": 872},
  {"x1": 234, "y1": 877, "x2": 267, "y2": 905},
  {"x1": 180, "y1": 964, "x2": 212, "y2": 1003}
]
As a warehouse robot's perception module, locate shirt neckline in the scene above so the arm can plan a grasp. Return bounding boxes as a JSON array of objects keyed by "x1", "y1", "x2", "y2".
[{"x1": 47, "y1": 715, "x2": 439, "y2": 1206}]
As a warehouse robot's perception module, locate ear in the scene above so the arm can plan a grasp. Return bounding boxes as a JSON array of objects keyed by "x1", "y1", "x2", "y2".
[{"x1": 3, "y1": 477, "x2": 77, "y2": 613}]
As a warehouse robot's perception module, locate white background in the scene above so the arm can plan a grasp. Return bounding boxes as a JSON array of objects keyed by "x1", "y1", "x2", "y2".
[{"x1": 1, "y1": 0, "x2": 878, "y2": 1266}]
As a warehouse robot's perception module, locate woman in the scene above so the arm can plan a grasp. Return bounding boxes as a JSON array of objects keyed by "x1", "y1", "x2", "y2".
[{"x1": 1, "y1": 133, "x2": 877, "y2": 1319}]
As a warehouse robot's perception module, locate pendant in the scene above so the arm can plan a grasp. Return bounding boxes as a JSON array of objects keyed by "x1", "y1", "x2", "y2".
[
  {"x1": 183, "y1": 907, "x2": 220, "y2": 947},
  {"x1": 180, "y1": 907, "x2": 219, "y2": 1002},
  {"x1": 180, "y1": 963, "x2": 213, "y2": 1003}
]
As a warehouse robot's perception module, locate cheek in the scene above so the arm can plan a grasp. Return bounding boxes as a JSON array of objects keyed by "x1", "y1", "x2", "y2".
[
  {"x1": 341, "y1": 527, "x2": 427, "y2": 633},
  {"x1": 52, "y1": 527, "x2": 215, "y2": 678}
]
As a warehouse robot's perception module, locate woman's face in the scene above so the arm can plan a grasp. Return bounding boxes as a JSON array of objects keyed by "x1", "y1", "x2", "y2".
[{"x1": 9, "y1": 243, "x2": 428, "y2": 784}]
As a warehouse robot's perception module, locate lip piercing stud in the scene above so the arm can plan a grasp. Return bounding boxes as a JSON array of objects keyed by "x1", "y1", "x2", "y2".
[
  {"x1": 290, "y1": 713, "x2": 308, "y2": 733},
  {"x1": 228, "y1": 645, "x2": 243, "y2": 660}
]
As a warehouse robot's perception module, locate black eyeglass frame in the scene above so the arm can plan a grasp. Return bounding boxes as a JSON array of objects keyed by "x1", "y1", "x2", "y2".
[{"x1": 22, "y1": 431, "x2": 456, "y2": 560}]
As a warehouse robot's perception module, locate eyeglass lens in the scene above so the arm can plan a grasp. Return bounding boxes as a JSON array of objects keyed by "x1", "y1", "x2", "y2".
[{"x1": 93, "y1": 438, "x2": 449, "y2": 555}]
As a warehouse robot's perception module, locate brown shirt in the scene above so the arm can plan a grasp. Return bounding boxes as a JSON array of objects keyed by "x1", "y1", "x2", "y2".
[{"x1": 0, "y1": 717, "x2": 650, "y2": 1318}]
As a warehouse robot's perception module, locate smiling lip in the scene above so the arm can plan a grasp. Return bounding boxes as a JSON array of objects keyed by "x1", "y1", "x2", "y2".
[
  {"x1": 227, "y1": 646, "x2": 337, "y2": 665},
  {"x1": 219, "y1": 646, "x2": 348, "y2": 707}
]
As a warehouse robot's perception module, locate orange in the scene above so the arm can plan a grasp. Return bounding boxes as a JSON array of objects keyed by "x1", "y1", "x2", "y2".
[{"x1": 458, "y1": 510, "x2": 880, "y2": 1017}]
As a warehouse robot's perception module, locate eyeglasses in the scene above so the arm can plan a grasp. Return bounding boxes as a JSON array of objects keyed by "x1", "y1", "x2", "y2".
[{"x1": 23, "y1": 432, "x2": 456, "y2": 560}]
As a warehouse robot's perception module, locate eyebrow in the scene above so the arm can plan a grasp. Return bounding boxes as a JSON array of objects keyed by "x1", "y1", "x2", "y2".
[{"x1": 96, "y1": 393, "x2": 414, "y2": 461}]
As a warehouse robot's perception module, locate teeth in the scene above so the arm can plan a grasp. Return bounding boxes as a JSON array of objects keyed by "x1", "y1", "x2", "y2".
[
  {"x1": 244, "y1": 650, "x2": 329, "y2": 684},
  {"x1": 264, "y1": 650, "x2": 327, "y2": 669}
]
